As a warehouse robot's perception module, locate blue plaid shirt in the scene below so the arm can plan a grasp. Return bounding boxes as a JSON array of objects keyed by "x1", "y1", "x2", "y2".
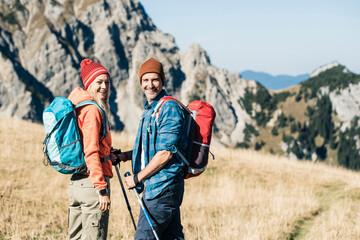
[{"x1": 132, "y1": 90, "x2": 187, "y2": 199}]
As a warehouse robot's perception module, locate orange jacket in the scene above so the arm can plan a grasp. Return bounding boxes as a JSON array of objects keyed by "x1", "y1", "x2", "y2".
[{"x1": 68, "y1": 87, "x2": 113, "y2": 191}]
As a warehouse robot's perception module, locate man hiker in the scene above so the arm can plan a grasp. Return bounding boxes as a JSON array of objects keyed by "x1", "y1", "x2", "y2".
[{"x1": 113, "y1": 57, "x2": 187, "y2": 239}]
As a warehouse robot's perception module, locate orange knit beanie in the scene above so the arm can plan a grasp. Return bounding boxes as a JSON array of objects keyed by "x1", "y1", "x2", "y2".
[{"x1": 138, "y1": 58, "x2": 165, "y2": 85}]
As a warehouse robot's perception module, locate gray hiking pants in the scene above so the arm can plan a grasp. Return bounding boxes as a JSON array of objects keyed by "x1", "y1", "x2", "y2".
[{"x1": 68, "y1": 174, "x2": 110, "y2": 240}]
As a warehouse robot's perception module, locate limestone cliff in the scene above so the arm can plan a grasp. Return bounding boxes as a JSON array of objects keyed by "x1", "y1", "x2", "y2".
[{"x1": 0, "y1": 0, "x2": 258, "y2": 147}]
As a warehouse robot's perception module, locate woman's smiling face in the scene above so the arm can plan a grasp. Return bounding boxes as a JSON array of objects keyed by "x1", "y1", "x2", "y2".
[{"x1": 88, "y1": 74, "x2": 110, "y2": 100}]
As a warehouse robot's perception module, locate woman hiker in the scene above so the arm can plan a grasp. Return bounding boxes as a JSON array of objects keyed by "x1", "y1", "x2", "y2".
[{"x1": 67, "y1": 58, "x2": 116, "y2": 239}]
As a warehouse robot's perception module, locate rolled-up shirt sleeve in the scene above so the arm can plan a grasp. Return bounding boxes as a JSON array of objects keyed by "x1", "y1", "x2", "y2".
[{"x1": 156, "y1": 101, "x2": 184, "y2": 153}]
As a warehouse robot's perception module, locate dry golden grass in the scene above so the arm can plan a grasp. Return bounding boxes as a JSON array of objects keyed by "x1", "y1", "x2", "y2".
[{"x1": 1, "y1": 117, "x2": 360, "y2": 239}]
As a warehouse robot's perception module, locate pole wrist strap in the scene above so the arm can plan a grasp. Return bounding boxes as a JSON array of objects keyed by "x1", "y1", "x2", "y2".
[{"x1": 133, "y1": 174, "x2": 140, "y2": 186}]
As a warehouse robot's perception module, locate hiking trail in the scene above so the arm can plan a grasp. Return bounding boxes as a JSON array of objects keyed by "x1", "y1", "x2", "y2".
[{"x1": 286, "y1": 182, "x2": 347, "y2": 240}]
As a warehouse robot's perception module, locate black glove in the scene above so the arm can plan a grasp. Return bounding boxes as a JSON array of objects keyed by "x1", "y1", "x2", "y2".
[{"x1": 112, "y1": 149, "x2": 121, "y2": 166}]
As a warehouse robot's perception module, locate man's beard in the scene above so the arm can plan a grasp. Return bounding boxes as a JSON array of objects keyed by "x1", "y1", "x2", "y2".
[{"x1": 145, "y1": 90, "x2": 161, "y2": 100}]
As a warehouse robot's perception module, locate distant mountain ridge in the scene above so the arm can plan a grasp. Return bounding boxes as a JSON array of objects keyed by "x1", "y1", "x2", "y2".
[
  {"x1": 241, "y1": 70, "x2": 310, "y2": 90},
  {"x1": 242, "y1": 63, "x2": 360, "y2": 170}
]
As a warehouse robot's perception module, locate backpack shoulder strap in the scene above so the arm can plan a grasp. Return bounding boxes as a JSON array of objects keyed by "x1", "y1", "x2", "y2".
[
  {"x1": 152, "y1": 96, "x2": 191, "y2": 123},
  {"x1": 152, "y1": 97, "x2": 194, "y2": 166},
  {"x1": 74, "y1": 101, "x2": 107, "y2": 138}
]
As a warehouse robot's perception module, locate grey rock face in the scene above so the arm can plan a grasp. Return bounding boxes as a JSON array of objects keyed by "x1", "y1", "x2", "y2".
[
  {"x1": 329, "y1": 83, "x2": 360, "y2": 131},
  {"x1": 0, "y1": 0, "x2": 261, "y2": 146}
]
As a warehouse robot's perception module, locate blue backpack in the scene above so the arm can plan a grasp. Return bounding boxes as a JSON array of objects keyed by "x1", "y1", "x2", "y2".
[{"x1": 42, "y1": 97, "x2": 107, "y2": 174}]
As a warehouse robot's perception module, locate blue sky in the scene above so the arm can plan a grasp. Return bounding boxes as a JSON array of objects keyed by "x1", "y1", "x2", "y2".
[{"x1": 140, "y1": 0, "x2": 359, "y2": 76}]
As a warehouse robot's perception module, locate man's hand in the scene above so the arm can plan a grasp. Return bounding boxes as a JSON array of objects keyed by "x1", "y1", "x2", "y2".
[
  {"x1": 124, "y1": 150, "x2": 172, "y2": 190},
  {"x1": 124, "y1": 175, "x2": 136, "y2": 189},
  {"x1": 98, "y1": 194, "x2": 111, "y2": 212}
]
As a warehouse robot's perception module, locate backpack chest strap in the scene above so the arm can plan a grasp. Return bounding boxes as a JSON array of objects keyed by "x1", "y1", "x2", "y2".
[{"x1": 100, "y1": 156, "x2": 110, "y2": 163}]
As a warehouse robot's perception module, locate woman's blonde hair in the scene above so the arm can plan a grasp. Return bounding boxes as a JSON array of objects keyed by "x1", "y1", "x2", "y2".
[{"x1": 87, "y1": 78, "x2": 110, "y2": 120}]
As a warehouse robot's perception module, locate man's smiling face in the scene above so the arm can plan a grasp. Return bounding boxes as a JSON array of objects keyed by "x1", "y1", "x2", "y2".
[{"x1": 141, "y1": 72, "x2": 163, "y2": 104}]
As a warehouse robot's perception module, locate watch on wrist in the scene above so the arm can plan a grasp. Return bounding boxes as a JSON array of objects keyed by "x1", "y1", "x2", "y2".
[
  {"x1": 133, "y1": 174, "x2": 140, "y2": 186},
  {"x1": 97, "y1": 188, "x2": 108, "y2": 196}
]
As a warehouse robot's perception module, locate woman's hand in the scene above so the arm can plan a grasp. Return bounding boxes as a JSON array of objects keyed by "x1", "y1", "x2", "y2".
[
  {"x1": 110, "y1": 148, "x2": 121, "y2": 165},
  {"x1": 99, "y1": 194, "x2": 111, "y2": 212},
  {"x1": 110, "y1": 148, "x2": 131, "y2": 165}
]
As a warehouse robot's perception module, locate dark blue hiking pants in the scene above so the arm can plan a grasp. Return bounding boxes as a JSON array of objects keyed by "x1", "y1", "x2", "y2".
[{"x1": 135, "y1": 176, "x2": 185, "y2": 240}]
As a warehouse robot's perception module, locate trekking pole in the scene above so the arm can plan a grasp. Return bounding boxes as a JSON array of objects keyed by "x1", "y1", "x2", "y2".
[
  {"x1": 124, "y1": 172, "x2": 159, "y2": 240},
  {"x1": 115, "y1": 165, "x2": 137, "y2": 230}
]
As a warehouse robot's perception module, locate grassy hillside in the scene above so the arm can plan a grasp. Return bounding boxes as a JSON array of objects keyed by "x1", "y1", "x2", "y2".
[
  {"x1": 1, "y1": 117, "x2": 360, "y2": 239},
  {"x1": 258, "y1": 85, "x2": 315, "y2": 154}
]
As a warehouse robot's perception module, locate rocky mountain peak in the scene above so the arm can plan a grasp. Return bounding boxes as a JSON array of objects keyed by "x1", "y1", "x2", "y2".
[
  {"x1": 310, "y1": 61, "x2": 340, "y2": 78},
  {"x1": 0, "y1": 0, "x2": 262, "y2": 147}
]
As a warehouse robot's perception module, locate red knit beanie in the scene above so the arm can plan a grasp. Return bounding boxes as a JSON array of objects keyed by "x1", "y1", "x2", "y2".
[
  {"x1": 80, "y1": 59, "x2": 110, "y2": 90},
  {"x1": 139, "y1": 58, "x2": 165, "y2": 85}
]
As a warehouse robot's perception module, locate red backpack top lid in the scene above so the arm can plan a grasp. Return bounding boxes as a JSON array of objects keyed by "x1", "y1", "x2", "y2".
[{"x1": 188, "y1": 100, "x2": 216, "y2": 146}]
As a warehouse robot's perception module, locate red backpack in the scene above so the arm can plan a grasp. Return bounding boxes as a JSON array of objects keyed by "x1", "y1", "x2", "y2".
[{"x1": 153, "y1": 96, "x2": 216, "y2": 179}]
